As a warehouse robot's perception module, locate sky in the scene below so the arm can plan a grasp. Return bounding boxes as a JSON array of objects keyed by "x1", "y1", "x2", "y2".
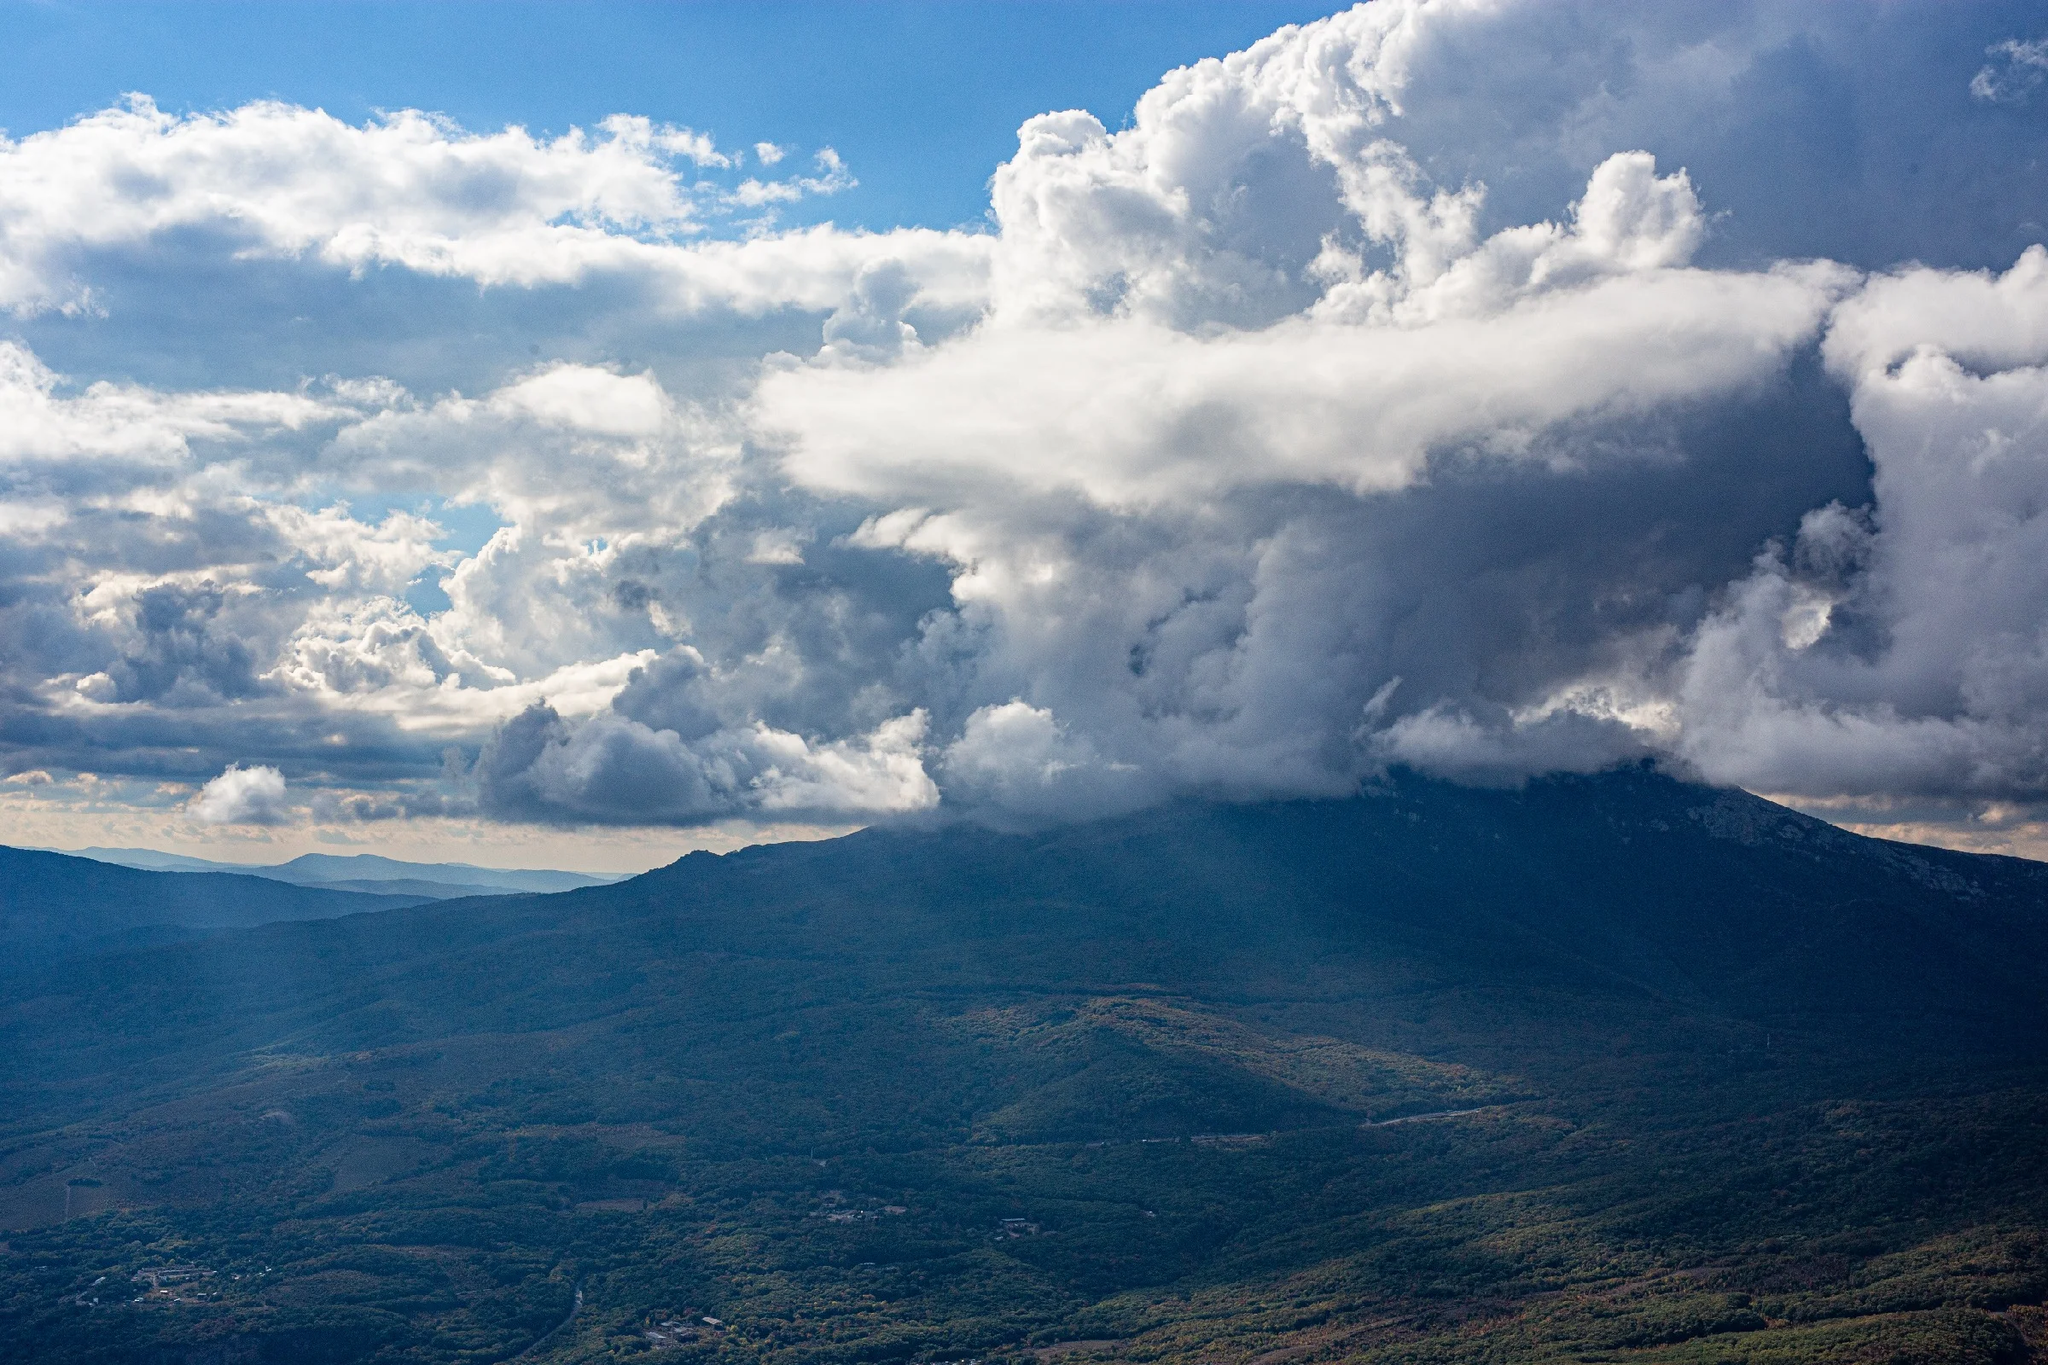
[
  {"x1": 0, "y1": 2, "x2": 1333, "y2": 234},
  {"x1": 7, "y1": 0, "x2": 2048, "y2": 873}
]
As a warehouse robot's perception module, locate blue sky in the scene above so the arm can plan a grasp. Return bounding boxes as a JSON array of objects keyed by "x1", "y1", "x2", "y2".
[
  {"x1": 0, "y1": 1, "x2": 1331, "y2": 233},
  {"x1": 8, "y1": 1, "x2": 2048, "y2": 872}
]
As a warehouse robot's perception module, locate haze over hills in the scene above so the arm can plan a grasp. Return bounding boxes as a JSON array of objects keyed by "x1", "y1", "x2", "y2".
[
  {"x1": 6, "y1": 770, "x2": 2048, "y2": 1364},
  {"x1": 0, "y1": 846, "x2": 439, "y2": 969},
  {"x1": 63, "y1": 848, "x2": 624, "y2": 900}
]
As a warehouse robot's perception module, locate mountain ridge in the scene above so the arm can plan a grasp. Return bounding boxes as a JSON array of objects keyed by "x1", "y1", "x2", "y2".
[
  {"x1": 57, "y1": 846, "x2": 622, "y2": 896},
  {"x1": 0, "y1": 845, "x2": 437, "y2": 969}
]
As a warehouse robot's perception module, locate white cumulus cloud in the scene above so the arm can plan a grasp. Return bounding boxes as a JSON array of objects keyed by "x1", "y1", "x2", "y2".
[{"x1": 188, "y1": 763, "x2": 291, "y2": 825}]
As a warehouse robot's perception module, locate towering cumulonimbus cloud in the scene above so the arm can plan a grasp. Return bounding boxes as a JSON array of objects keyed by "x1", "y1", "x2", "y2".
[{"x1": 7, "y1": 0, "x2": 2048, "y2": 849}]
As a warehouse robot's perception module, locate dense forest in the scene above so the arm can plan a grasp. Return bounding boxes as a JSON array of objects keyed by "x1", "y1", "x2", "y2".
[{"x1": 5, "y1": 768, "x2": 2048, "y2": 1364}]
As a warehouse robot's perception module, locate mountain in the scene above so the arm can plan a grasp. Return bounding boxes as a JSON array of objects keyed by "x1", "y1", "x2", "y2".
[
  {"x1": 0, "y1": 846, "x2": 436, "y2": 968},
  {"x1": 255, "y1": 873, "x2": 518, "y2": 899},
  {"x1": 262, "y1": 852, "x2": 623, "y2": 895},
  {"x1": 64, "y1": 847, "x2": 622, "y2": 897},
  {"x1": 62, "y1": 846, "x2": 247, "y2": 875},
  {"x1": 5, "y1": 769, "x2": 2048, "y2": 1364}
]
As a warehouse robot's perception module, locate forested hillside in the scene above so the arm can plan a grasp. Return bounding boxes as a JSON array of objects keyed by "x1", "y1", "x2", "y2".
[{"x1": 6, "y1": 769, "x2": 2048, "y2": 1364}]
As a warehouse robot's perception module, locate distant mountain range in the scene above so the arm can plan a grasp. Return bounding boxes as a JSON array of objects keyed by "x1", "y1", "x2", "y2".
[
  {"x1": 59, "y1": 847, "x2": 623, "y2": 899},
  {"x1": 5, "y1": 769, "x2": 2048, "y2": 1364},
  {"x1": 0, "y1": 846, "x2": 618, "y2": 969},
  {"x1": 0, "y1": 847, "x2": 435, "y2": 968}
]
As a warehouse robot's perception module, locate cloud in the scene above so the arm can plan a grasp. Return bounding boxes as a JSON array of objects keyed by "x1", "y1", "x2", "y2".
[
  {"x1": 764, "y1": 242, "x2": 1843, "y2": 509},
  {"x1": 1667, "y1": 247, "x2": 2048, "y2": 802},
  {"x1": 1973, "y1": 38, "x2": 2048, "y2": 103},
  {"x1": 1375, "y1": 705, "x2": 1652, "y2": 788},
  {"x1": 733, "y1": 149, "x2": 857, "y2": 207},
  {"x1": 939, "y1": 701, "x2": 1152, "y2": 823},
  {"x1": 188, "y1": 763, "x2": 291, "y2": 825},
  {"x1": 0, "y1": 98, "x2": 889, "y2": 313},
  {"x1": 475, "y1": 701, "x2": 935, "y2": 825},
  {"x1": 7, "y1": 0, "x2": 2048, "y2": 845}
]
